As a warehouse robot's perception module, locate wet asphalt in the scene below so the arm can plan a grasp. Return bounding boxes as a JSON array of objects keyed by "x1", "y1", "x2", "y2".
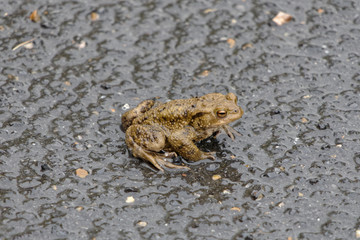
[{"x1": 1, "y1": 0, "x2": 360, "y2": 239}]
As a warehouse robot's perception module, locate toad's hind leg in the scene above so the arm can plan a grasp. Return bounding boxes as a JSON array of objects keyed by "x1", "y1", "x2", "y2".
[
  {"x1": 121, "y1": 100, "x2": 155, "y2": 130},
  {"x1": 125, "y1": 125, "x2": 189, "y2": 171}
]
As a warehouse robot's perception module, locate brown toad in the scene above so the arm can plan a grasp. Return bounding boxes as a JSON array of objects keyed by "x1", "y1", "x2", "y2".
[{"x1": 121, "y1": 93, "x2": 243, "y2": 171}]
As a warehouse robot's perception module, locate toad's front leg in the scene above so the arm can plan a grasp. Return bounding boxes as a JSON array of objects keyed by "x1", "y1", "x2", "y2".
[
  {"x1": 167, "y1": 126, "x2": 216, "y2": 162},
  {"x1": 125, "y1": 124, "x2": 189, "y2": 171}
]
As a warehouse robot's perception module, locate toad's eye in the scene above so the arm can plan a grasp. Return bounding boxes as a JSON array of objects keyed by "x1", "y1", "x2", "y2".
[{"x1": 217, "y1": 110, "x2": 227, "y2": 118}]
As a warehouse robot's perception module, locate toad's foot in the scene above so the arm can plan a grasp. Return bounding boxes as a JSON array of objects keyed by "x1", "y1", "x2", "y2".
[
  {"x1": 156, "y1": 151, "x2": 177, "y2": 158},
  {"x1": 219, "y1": 125, "x2": 241, "y2": 140},
  {"x1": 149, "y1": 153, "x2": 190, "y2": 171},
  {"x1": 128, "y1": 136, "x2": 189, "y2": 171}
]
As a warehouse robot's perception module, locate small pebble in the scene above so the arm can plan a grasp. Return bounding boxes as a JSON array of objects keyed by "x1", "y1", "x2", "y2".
[
  {"x1": 137, "y1": 221, "x2": 147, "y2": 227},
  {"x1": 76, "y1": 206, "x2": 84, "y2": 212},
  {"x1": 126, "y1": 196, "x2": 135, "y2": 203},
  {"x1": 272, "y1": 11, "x2": 293, "y2": 26},
  {"x1": 76, "y1": 168, "x2": 88, "y2": 178},
  {"x1": 122, "y1": 104, "x2": 130, "y2": 111},
  {"x1": 356, "y1": 229, "x2": 360, "y2": 238},
  {"x1": 212, "y1": 175, "x2": 221, "y2": 181},
  {"x1": 24, "y1": 42, "x2": 34, "y2": 49},
  {"x1": 90, "y1": 12, "x2": 99, "y2": 21},
  {"x1": 223, "y1": 189, "x2": 231, "y2": 194}
]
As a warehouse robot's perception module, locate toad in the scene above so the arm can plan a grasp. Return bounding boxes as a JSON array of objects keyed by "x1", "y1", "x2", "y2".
[{"x1": 121, "y1": 93, "x2": 243, "y2": 171}]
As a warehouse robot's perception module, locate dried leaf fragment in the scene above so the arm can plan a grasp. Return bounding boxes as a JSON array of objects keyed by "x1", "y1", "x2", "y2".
[
  {"x1": 199, "y1": 70, "x2": 209, "y2": 77},
  {"x1": 241, "y1": 43, "x2": 253, "y2": 50},
  {"x1": 230, "y1": 207, "x2": 241, "y2": 212},
  {"x1": 227, "y1": 38, "x2": 235, "y2": 48},
  {"x1": 203, "y1": 8, "x2": 216, "y2": 14},
  {"x1": 255, "y1": 193, "x2": 264, "y2": 201},
  {"x1": 301, "y1": 117, "x2": 309, "y2": 123},
  {"x1": 272, "y1": 11, "x2": 292, "y2": 26},
  {"x1": 12, "y1": 38, "x2": 36, "y2": 51},
  {"x1": 30, "y1": 10, "x2": 41, "y2": 23},
  {"x1": 76, "y1": 168, "x2": 89, "y2": 178},
  {"x1": 7, "y1": 74, "x2": 19, "y2": 81}
]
